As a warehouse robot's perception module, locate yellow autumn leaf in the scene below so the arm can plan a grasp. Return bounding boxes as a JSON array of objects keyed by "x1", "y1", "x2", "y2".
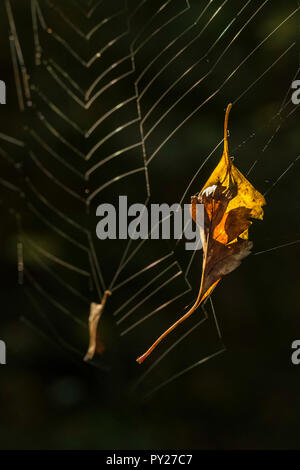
[
  {"x1": 202, "y1": 103, "x2": 265, "y2": 230},
  {"x1": 136, "y1": 104, "x2": 266, "y2": 365}
]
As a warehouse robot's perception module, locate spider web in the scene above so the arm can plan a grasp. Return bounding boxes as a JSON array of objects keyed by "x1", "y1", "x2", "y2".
[{"x1": 1, "y1": 0, "x2": 300, "y2": 398}]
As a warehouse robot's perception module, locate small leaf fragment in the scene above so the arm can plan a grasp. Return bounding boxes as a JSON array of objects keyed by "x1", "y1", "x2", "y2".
[{"x1": 84, "y1": 290, "x2": 111, "y2": 361}]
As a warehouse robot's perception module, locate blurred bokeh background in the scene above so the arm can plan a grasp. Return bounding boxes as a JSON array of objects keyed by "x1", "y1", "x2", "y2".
[{"x1": 0, "y1": 0, "x2": 300, "y2": 449}]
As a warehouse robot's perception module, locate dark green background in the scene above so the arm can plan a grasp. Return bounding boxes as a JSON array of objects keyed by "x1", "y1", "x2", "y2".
[{"x1": 0, "y1": 0, "x2": 300, "y2": 449}]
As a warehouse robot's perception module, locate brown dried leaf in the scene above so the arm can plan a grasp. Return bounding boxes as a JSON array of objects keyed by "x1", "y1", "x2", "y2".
[{"x1": 84, "y1": 291, "x2": 111, "y2": 361}]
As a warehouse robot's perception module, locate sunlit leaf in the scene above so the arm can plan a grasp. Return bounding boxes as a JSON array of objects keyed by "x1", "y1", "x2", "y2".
[{"x1": 137, "y1": 104, "x2": 266, "y2": 365}]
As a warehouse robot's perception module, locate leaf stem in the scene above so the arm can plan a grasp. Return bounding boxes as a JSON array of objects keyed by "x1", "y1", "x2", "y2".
[
  {"x1": 136, "y1": 242, "x2": 210, "y2": 365},
  {"x1": 224, "y1": 103, "x2": 232, "y2": 167}
]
